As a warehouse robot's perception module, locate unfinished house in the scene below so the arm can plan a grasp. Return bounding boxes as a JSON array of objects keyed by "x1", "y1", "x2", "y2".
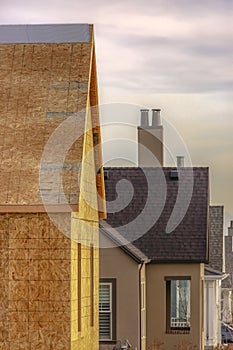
[
  {"x1": 0, "y1": 24, "x2": 105, "y2": 349},
  {"x1": 204, "y1": 206, "x2": 227, "y2": 349}
]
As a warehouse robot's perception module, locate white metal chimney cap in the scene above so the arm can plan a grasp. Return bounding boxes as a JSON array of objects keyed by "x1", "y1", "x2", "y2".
[
  {"x1": 152, "y1": 109, "x2": 162, "y2": 127},
  {"x1": 140, "y1": 109, "x2": 149, "y2": 127}
]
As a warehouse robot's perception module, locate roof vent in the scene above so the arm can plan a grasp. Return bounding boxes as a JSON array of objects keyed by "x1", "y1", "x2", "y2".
[
  {"x1": 140, "y1": 109, "x2": 149, "y2": 127},
  {"x1": 152, "y1": 109, "x2": 161, "y2": 127},
  {"x1": 169, "y1": 169, "x2": 179, "y2": 180}
]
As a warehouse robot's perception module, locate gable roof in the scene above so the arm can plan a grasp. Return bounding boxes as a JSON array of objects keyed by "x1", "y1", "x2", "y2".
[
  {"x1": 0, "y1": 24, "x2": 96, "y2": 209},
  {"x1": 104, "y1": 167, "x2": 209, "y2": 263},
  {"x1": 100, "y1": 220, "x2": 150, "y2": 264}
]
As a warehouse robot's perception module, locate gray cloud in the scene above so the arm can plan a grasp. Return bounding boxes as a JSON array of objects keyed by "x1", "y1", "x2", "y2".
[
  {"x1": 114, "y1": 33, "x2": 233, "y2": 58},
  {"x1": 105, "y1": 0, "x2": 233, "y2": 18},
  {"x1": 98, "y1": 49, "x2": 233, "y2": 94},
  {"x1": 96, "y1": 20, "x2": 233, "y2": 94}
]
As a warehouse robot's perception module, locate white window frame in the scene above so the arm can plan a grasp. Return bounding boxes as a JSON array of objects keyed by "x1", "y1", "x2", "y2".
[
  {"x1": 171, "y1": 279, "x2": 191, "y2": 328},
  {"x1": 99, "y1": 282, "x2": 113, "y2": 341},
  {"x1": 165, "y1": 276, "x2": 191, "y2": 331}
]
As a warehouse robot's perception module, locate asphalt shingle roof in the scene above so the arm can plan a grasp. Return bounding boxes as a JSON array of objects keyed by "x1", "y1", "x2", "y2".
[
  {"x1": 100, "y1": 220, "x2": 150, "y2": 264},
  {"x1": 104, "y1": 167, "x2": 209, "y2": 263}
]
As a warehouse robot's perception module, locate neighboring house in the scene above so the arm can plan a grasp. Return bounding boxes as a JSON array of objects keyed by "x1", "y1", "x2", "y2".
[
  {"x1": 208, "y1": 206, "x2": 225, "y2": 273},
  {"x1": 225, "y1": 221, "x2": 233, "y2": 283},
  {"x1": 204, "y1": 266, "x2": 226, "y2": 350},
  {"x1": 0, "y1": 24, "x2": 105, "y2": 349},
  {"x1": 222, "y1": 220, "x2": 233, "y2": 323},
  {"x1": 100, "y1": 166, "x2": 209, "y2": 350},
  {"x1": 204, "y1": 206, "x2": 227, "y2": 349},
  {"x1": 221, "y1": 277, "x2": 232, "y2": 324}
]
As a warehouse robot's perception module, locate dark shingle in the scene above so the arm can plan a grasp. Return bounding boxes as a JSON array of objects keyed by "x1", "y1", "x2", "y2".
[
  {"x1": 208, "y1": 206, "x2": 224, "y2": 272},
  {"x1": 104, "y1": 167, "x2": 209, "y2": 263},
  {"x1": 100, "y1": 220, "x2": 150, "y2": 264}
]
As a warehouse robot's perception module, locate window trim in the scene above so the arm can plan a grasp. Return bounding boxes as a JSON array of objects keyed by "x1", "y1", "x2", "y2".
[
  {"x1": 99, "y1": 278, "x2": 116, "y2": 342},
  {"x1": 165, "y1": 276, "x2": 191, "y2": 333}
]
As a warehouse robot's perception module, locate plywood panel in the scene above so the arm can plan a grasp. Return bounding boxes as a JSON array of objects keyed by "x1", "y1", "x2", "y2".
[
  {"x1": 0, "y1": 41, "x2": 91, "y2": 205},
  {"x1": 0, "y1": 213, "x2": 72, "y2": 348}
]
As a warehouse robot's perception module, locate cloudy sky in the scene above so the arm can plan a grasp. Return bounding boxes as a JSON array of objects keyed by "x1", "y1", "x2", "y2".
[{"x1": 1, "y1": 0, "x2": 233, "y2": 229}]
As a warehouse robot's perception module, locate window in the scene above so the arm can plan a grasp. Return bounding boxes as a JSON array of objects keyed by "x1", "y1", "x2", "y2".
[
  {"x1": 99, "y1": 279, "x2": 116, "y2": 341},
  {"x1": 166, "y1": 277, "x2": 191, "y2": 332}
]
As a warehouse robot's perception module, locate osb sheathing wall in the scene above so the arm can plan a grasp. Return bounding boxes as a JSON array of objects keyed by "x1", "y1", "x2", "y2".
[
  {"x1": 0, "y1": 26, "x2": 104, "y2": 350},
  {"x1": 0, "y1": 211, "x2": 99, "y2": 350},
  {"x1": 0, "y1": 40, "x2": 91, "y2": 205},
  {"x1": 71, "y1": 224, "x2": 99, "y2": 350},
  {"x1": 71, "y1": 95, "x2": 100, "y2": 350},
  {"x1": 0, "y1": 212, "x2": 71, "y2": 349},
  {"x1": 89, "y1": 44, "x2": 106, "y2": 218}
]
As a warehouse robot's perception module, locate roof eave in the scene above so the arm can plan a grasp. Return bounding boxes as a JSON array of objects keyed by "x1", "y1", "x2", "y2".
[
  {"x1": 150, "y1": 259, "x2": 208, "y2": 264},
  {"x1": 204, "y1": 274, "x2": 227, "y2": 281},
  {"x1": 99, "y1": 222, "x2": 150, "y2": 264}
]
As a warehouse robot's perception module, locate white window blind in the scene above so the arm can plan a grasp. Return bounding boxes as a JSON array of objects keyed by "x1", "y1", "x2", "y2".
[{"x1": 99, "y1": 283, "x2": 112, "y2": 340}]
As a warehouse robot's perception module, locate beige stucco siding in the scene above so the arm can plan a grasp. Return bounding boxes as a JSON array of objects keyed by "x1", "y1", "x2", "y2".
[
  {"x1": 99, "y1": 233, "x2": 143, "y2": 350},
  {"x1": 146, "y1": 263, "x2": 204, "y2": 350}
]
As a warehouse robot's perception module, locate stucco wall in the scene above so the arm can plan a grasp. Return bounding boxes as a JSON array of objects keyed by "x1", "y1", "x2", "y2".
[
  {"x1": 138, "y1": 126, "x2": 163, "y2": 167},
  {"x1": 99, "y1": 233, "x2": 142, "y2": 350},
  {"x1": 146, "y1": 263, "x2": 204, "y2": 350}
]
